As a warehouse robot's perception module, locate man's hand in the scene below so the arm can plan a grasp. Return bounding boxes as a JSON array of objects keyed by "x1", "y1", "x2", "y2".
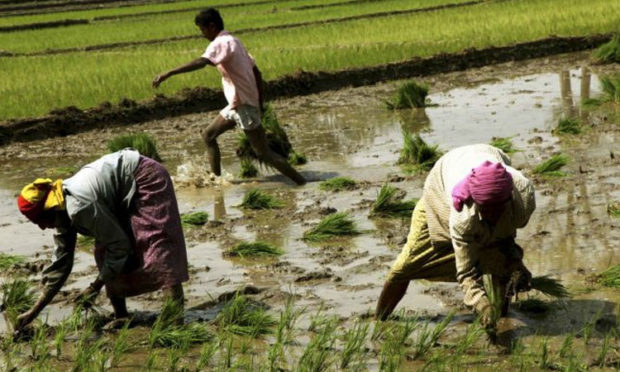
[{"x1": 152, "y1": 73, "x2": 169, "y2": 88}]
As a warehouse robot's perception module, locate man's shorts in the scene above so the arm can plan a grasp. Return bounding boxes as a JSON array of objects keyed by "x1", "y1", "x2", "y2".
[{"x1": 220, "y1": 104, "x2": 261, "y2": 131}]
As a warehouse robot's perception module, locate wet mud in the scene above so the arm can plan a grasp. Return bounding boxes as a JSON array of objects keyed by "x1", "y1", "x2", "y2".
[
  {"x1": 0, "y1": 51, "x2": 618, "y2": 368},
  {"x1": 0, "y1": 35, "x2": 612, "y2": 148}
]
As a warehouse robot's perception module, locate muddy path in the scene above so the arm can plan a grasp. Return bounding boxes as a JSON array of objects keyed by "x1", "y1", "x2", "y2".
[{"x1": 0, "y1": 35, "x2": 612, "y2": 148}]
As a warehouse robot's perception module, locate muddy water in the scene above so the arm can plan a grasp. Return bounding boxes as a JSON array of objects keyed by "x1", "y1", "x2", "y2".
[{"x1": 0, "y1": 51, "x2": 618, "y2": 346}]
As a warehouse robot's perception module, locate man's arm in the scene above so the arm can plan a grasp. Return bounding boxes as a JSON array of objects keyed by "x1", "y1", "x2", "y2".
[
  {"x1": 252, "y1": 65, "x2": 264, "y2": 112},
  {"x1": 152, "y1": 57, "x2": 211, "y2": 88}
]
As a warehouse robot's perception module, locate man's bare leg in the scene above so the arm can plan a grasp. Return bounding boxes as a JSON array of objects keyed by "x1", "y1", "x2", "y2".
[
  {"x1": 245, "y1": 126, "x2": 306, "y2": 185},
  {"x1": 201, "y1": 115, "x2": 236, "y2": 176},
  {"x1": 375, "y1": 280, "x2": 410, "y2": 321}
]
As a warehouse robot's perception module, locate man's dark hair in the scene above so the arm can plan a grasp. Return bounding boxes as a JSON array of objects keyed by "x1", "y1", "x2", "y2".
[{"x1": 195, "y1": 8, "x2": 224, "y2": 30}]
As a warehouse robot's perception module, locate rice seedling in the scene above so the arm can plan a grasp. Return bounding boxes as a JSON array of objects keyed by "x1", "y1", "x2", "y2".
[
  {"x1": 370, "y1": 184, "x2": 417, "y2": 218},
  {"x1": 180, "y1": 211, "x2": 209, "y2": 227},
  {"x1": 215, "y1": 294, "x2": 276, "y2": 337},
  {"x1": 53, "y1": 319, "x2": 69, "y2": 358},
  {"x1": 607, "y1": 202, "x2": 620, "y2": 218},
  {"x1": 77, "y1": 234, "x2": 95, "y2": 249},
  {"x1": 595, "y1": 332, "x2": 612, "y2": 367},
  {"x1": 167, "y1": 345, "x2": 185, "y2": 372},
  {"x1": 239, "y1": 188, "x2": 284, "y2": 210},
  {"x1": 30, "y1": 321, "x2": 51, "y2": 362},
  {"x1": 145, "y1": 349, "x2": 159, "y2": 370},
  {"x1": 302, "y1": 212, "x2": 360, "y2": 242},
  {"x1": 386, "y1": 81, "x2": 429, "y2": 109},
  {"x1": 340, "y1": 320, "x2": 370, "y2": 369},
  {"x1": 410, "y1": 311, "x2": 454, "y2": 359},
  {"x1": 555, "y1": 118, "x2": 581, "y2": 135},
  {"x1": 593, "y1": 35, "x2": 620, "y2": 64},
  {"x1": 0, "y1": 253, "x2": 25, "y2": 270},
  {"x1": 225, "y1": 241, "x2": 283, "y2": 258},
  {"x1": 599, "y1": 73, "x2": 620, "y2": 103},
  {"x1": 482, "y1": 274, "x2": 502, "y2": 334},
  {"x1": 236, "y1": 105, "x2": 293, "y2": 164},
  {"x1": 559, "y1": 333, "x2": 574, "y2": 358},
  {"x1": 532, "y1": 154, "x2": 569, "y2": 176},
  {"x1": 538, "y1": 337, "x2": 550, "y2": 369},
  {"x1": 239, "y1": 158, "x2": 259, "y2": 178},
  {"x1": 196, "y1": 341, "x2": 217, "y2": 370},
  {"x1": 73, "y1": 317, "x2": 107, "y2": 371},
  {"x1": 530, "y1": 275, "x2": 570, "y2": 298},
  {"x1": 1, "y1": 279, "x2": 35, "y2": 328},
  {"x1": 379, "y1": 314, "x2": 416, "y2": 372},
  {"x1": 111, "y1": 320, "x2": 131, "y2": 366},
  {"x1": 107, "y1": 132, "x2": 162, "y2": 162},
  {"x1": 398, "y1": 132, "x2": 441, "y2": 171},
  {"x1": 490, "y1": 137, "x2": 516, "y2": 154},
  {"x1": 319, "y1": 177, "x2": 358, "y2": 192},
  {"x1": 596, "y1": 264, "x2": 620, "y2": 287},
  {"x1": 288, "y1": 151, "x2": 308, "y2": 165},
  {"x1": 298, "y1": 317, "x2": 337, "y2": 372},
  {"x1": 514, "y1": 298, "x2": 552, "y2": 314}
]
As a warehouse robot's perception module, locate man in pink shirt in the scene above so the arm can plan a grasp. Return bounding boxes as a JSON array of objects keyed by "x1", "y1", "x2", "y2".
[{"x1": 153, "y1": 8, "x2": 306, "y2": 185}]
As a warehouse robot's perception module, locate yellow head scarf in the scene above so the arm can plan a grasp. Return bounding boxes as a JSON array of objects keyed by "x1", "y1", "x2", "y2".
[{"x1": 19, "y1": 178, "x2": 65, "y2": 212}]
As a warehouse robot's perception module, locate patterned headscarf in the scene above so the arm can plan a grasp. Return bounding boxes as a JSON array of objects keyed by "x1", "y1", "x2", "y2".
[
  {"x1": 17, "y1": 178, "x2": 65, "y2": 223},
  {"x1": 451, "y1": 161, "x2": 513, "y2": 212}
]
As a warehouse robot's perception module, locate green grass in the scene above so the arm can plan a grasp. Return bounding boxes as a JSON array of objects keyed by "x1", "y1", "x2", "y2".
[
  {"x1": 2, "y1": 0, "x2": 619, "y2": 119},
  {"x1": 107, "y1": 132, "x2": 162, "y2": 161},
  {"x1": 302, "y1": 212, "x2": 360, "y2": 241},
  {"x1": 370, "y1": 184, "x2": 417, "y2": 218},
  {"x1": 1, "y1": 279, "x2": 35, "y2": 328},
  {"x1": 238, "y1": 158, "x2": 259, "y2": 178},
  {"x1": 489, "y1": 137, "x2": 516, "y2": 154},
  {"x1": 608, "y1": 202, "x2": 620, "y2": 218},
  {"x1": 593, "y1": 35, "x2": 620, "y2": 64},
  {"x1": 532, "y1": 154, "x2": 569, "y2": 176},
  {"x1": 530, "y1": 275, "x2": 570, "y2": 298},
  {"x1": 555, "y1": 118, "x2": 581, "y2": 134},
  {"x1": 150, "y1": 322, "x2": 213, "y2": 348},
  {"x1": 215, "y1": 294, "x2": 276, "y2": 337},
  {"x1": 225, "y1": 241, "x2": 283, "y2": 258},
  {"x1": 239, "y1": 188, "x2": 284, "y2": 209},
  {"x1": 288, "y1": 151, "x2": 308, "y2": 165},
  {"x1": 0, "y1": 253, "x2": 25, "y2": 270},
  {"x1": 319, "y1": 177, "x2": 357, "y2": 192},
  {"x1": 599, "y1": 74, "x2": 620, "y2": 103},
  {"x1": 386, "y1": 81, "x2": 429, "y2": 109},
  {"x1": 398, "y1": 132, "x2": 441, "y2": 171},
  {"x1": 596, "y1": 265, "x2": 620, "y2": 288},
  {"x1": 181, "y1": 211, "x2": 209, "y2": 226}
]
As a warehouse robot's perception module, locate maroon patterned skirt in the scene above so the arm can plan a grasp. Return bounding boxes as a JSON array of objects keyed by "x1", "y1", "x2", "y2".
[{"x1": 95, "y1": 156, "x2": 189, "y2": 298}]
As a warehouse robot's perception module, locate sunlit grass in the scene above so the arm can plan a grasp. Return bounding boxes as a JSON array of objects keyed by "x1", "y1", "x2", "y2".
[
  {"x1": 370, "y1": 184, "x2": 417, "y2": 218},
  {"x1": 319, "y1": 177, "x2": 357, "y2": 192},
  {"x1": 303, "y1": 212, "x2": 359, "y2": 241},
  {"x1": 398, "y1": 131, "x2": 441, "y2": 171},
  {"x1": 288, "y1": 151, "x2": 307, "y2": 165},
  {"x1": 225, "y1": 241, "x2": 283, "y2": 258},
  {"x1": 596, "y1": 265, "x2": 620, "y2": 288},
  {"x1": 555, "y1": 118, "x2": 581, "y2": 135},
  {"x1": 490, "y1": 137, "x2": 516, "y2": 154},
  {"x1": 107, "y1": 132, "x2": 162, "y2": 161},
  {"x1": 239, "y1": 188, "x2": 284, "y2": 210},
  {"x1": 238, "y1": 158, "x2": 259, "y2": 178},
  {"x1": 0, "y1": 253, "x2": 25, "y2": 270},
  {"x1": 215, "y1": 294, "x2": 276, "y2": 337},
  {"x1": 181, "y1": 211, "x2": 209, "y2": 226},
  {"x1": 593, "y1": 35, "x2": 620, "y2": 64},
  {"x1": 532, "y1": 154, "x2": 569, "y2": 176},
  {"x1": 386, "y1": 81, "x2": 429, "y2": 109},
  {"x1": 1, "y1": 279, "x2": 35, "y2": 328}
]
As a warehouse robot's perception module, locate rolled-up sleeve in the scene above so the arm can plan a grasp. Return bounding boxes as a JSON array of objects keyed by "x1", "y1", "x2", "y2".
[
  {"x1": 42, "y1": 227, "x2": 77, "y2": 291},
  {"x1": 71, "y1": 202, "x2": 132, "y2": 283}
]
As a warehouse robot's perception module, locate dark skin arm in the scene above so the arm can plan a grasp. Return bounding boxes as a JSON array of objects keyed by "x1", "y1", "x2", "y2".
[
  {"x1": 252, "y1": 65, "x2": 265, "y2": 112},
  {"x1": 152, "y1": 57, "x2": 211, "y2": 88}
]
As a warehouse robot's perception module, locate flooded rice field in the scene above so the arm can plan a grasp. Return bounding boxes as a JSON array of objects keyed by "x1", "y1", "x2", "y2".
[{"x1": 0, "y1": 51, "x2": 618, "y2": 370}]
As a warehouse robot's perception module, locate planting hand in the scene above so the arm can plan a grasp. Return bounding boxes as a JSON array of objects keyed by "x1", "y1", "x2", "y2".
[
  {"x1": 14, "y1": 310, "x2": 35, "y2": 332},
  {"x1": 74, "y1": 280, "x2": 103, "y2": 309},
  {"x1": 475, "y1": 297, "x2": 496, "y2": 330},
  {"x1": 152, "y1": 73, "x2": 169, "y2": 88}
]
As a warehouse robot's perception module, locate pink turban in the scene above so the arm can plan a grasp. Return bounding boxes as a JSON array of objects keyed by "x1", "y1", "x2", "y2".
[{"x1": 451, "y1": 161, "x2": 513, "y2": 212}]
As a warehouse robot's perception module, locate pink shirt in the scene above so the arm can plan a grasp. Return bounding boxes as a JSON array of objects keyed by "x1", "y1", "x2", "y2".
[{"x1": 202, "y1": 31, "x2": 259, "y2": 108}]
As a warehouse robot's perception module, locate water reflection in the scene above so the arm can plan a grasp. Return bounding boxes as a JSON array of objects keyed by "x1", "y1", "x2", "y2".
[
  {"x1": 398, "y1": 108, "x2": 431, "y2": 133},
  {"x1": 557, "y1": 67, "x2": 593, "y2": 122}
]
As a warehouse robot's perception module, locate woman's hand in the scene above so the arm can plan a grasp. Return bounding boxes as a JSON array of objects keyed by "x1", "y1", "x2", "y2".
[
  {"x1": 14, "y1": 310, "x2": 35, "y2": 332},
  {"x1": 74, "y1": 280, "x2": 103, "y2": 309}
]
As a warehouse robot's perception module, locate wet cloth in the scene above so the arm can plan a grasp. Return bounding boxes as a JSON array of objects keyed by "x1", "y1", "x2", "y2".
[
  {"x1": 220, "y1": 103, "x2": 261, "y2": 131},
  {"x1": 394, "y1": 144, "x2": 535, "y2": 309},
  {"x1": 202, "y1": 30, "x2": 259, "y2": 108}
]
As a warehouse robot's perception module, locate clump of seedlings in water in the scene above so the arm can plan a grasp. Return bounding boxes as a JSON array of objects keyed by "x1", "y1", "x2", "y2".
[
  {"x1": 225, "y1": 241, "x2": 283, "y2": 258},
  {"x1": 386, "y1": 81, "x2": 429, "y2": 109},
  {"x1": 490, "y1": 137, "x2": 516, "y2": 154},
  {"x1": 303, "y1": 212, "x2": 360, "y2": 242},
  {"x1": 149, "y1": 299, "x2": 212, "y2": 347},
  {"x1": 410, "y1": 311, "x2": 454, "y2": 359},
  {"x1": 238, "y1": 158, "x2": 259, "y2": 178},
  {"x1": 370, "y1": 184, "x2": 417, "y2": 218},
  {"x1": 530, "y1": 275, "x2": 570, "y2": 298},
  {"x1": 482, "y1": 274, "x2": 502, "y2": 338},
  {"x1": 584, "y1": 73, "x2": 620, "y2": 106},
  {"x1": 0, "y1": 253, "x2": 25, "y2": 270},
  {"x1": 398, "y1": 132, "x2": 441, "y2": 171},
  {"x1": 288, "y1": 151, "x2": 307, "y2": 165},
  {"x1": 181, "y1": 211, "x2": 209, "y2": 226},
  {"x1": 532, "y1": 154, "x2": 569, "y2": 176},
  {"x1": 107, "y1": 132, "x2": 162, "y2": 161},
  {"x1": 239, "y1": 188, "x2": 284, "y2": 209},
  {"x1": 339, "y1": 320, "x2": 370, "y2": 369},
  {"x1": 319, "y1": 177, "x2": 357, "y2": 192},
  {"x1": 554, "y1": 117, "x2": 581, "y2": 135},
  {"x1": 298, "y1": 316, "x2": 338, "y2": 371},
  {"x1": 607, "y1": 202, "x2": 620, "y2": 218},
  {"x1": 215, "y1": 294, "x2": 276, "y2": 337},
  {"x1": 1, "y1": 279, "x2": 35, "y2": 328},
  {"x1": 593, "y1": 35, "x2": 620, "y2": 64},
  {"x1": 595, "y1": 265, "x2": 620, "y2": 288}
]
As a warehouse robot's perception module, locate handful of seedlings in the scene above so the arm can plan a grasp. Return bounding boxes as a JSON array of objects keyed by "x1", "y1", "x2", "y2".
[
  {"x1": 215, "y1": 294, "x2": 276, "y2": 337},
  {"x1": 239, "y1": 188, "x2": 284, "y2": 210},
  {"x1": 370, "y1": 184, "x2": 417, "y2": 218},
  {"x1": 303, "y1": 212, "x2": 360, "y2": 242},
  {"x1": 593, "y1": 35, "x2": 620, "y2": 64},
  {"x1": 398, "y1": 132, "x2": 441, "y2": 172},
  {"x1": 225, "y1": 241, "x2": 283, "y2": 258},
  {"x1": 532, "y1": 154, "x2": 569, "y2": 176},
  {"x1": 181, "y1": 211, "x2": 209, "y2": 227},
  {"x1": 490, "y1": 137, "x2": 516, "y2": 154},
  {"x1": 554, "y1": 118, "x2": 581, "y2": 135},
  {"x1": 386, "y1": 81, "x2": 429, "y2": 109},
  {"x1": 107, "y1": 132, "x2": 162, "y2": 162},
  {"x1": 530, "y1": 275, "x2": 570, "y2": 298},
  {"x1": 319, "y1": 177, "x2": 357, "y2": 192},
  {"x1": 1, "y1": 279, "x2": 35, "y2": 330}
]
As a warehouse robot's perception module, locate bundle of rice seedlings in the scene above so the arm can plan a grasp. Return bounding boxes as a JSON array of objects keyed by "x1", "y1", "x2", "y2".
[
  {"x1": 600, "y1": 74, "x2": 620, "y2": 103},
  {"x1": 370, "y1": 184, "x2": 417, "y2": 218},
  {"x1": 593, "y1": 35, "x2": 620, "y2": 64},
  {"x1": 398, "y1": 132, "x2": 441, "y2": 171},
  {"x1": 0, "y1": 253, "x2": 25, "y2": 270},
  {"x1": 225, "y1": 241, "x2": 283, "y2": 258},
  {"x1": 386, "y1": 81, "x2": 429, "y2": 109},
  {"x1": 239, "y1": 158, "x2": 259, "y2": 178},
  {"x1": 532, "y1": 154, "x2": 569, "y2": 176},
  {"x1": 1, "y1": 279, "x2": 35, "y2": 328},
  {"x1": 490, "y1": 137, "x2": 516, "y2": 154},
  {"x1": 236, "y1": 105, "x2": 293, "y2": 165},
  {"x1": 597, "y1": 265, "x2": 620, "y2": 288},
  {"x1": 302, "y1": 212, "x2": 359, "y2": 242},
  {"x1": 215, "y1": 294, "x2": 276, "y2": 337},
  {"x1": 514, "y1": 298, "x2": 552, "y2": 314},
  {"x1": 239, "y1": 188, "x2": 284, "y2": 209},
  {"x1": 555, "y1": 118, "x2": 581, "y2": 135},
  {"x1": 149, "y1": 322, "x2": 213, "y2": 348},
  {"x1": 181, "y1": 211, "x2": 209, "y2": 226},
  {"x1": 608, "y1": 202, "x2": 620, "y2": 218},
  {"x1": 482, "y1": 274, "x2": 502, "y2": 334},
  {"x1": 530, "y1": 275, "x2": 570, "y2": 298},
  {"x1": 107, "y1": 132, "x2": 162, "y2": 162},
  {"x1": 288, "y1": 151, "x2": 308, "y2": 165},
  {"x1": 319, "y1": 177, "x2": 357, "y2": 192}
]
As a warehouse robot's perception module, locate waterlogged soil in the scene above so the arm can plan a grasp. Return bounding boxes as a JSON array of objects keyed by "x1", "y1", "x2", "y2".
[{"x1": 0, "y1": 51, "x2": 618, "y2": 369}]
